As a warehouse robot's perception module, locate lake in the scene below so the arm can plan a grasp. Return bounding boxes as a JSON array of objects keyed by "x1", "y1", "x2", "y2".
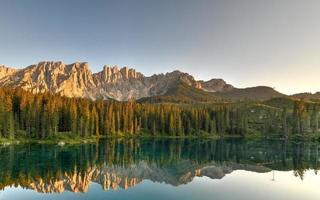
[{"x1": 0, "y1": 138, "x2": 320, "y2": 200}]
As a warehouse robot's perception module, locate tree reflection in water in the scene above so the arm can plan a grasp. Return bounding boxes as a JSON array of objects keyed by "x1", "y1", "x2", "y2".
[{"x1": 0, "y1": 138, "x2": 319, "y2": 193}]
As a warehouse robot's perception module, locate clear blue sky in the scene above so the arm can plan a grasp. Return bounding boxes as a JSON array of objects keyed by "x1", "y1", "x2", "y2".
[{"x1": 0, "y1": 0, "x2": 319, "y2": 94}]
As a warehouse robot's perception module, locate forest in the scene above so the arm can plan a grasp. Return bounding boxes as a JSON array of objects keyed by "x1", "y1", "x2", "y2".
[{"x1": 0, "y1": 88, "x2": 318, "y2": 141}]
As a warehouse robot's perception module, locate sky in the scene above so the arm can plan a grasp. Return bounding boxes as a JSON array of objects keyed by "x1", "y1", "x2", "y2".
[{"x1": 0, "y1": 0, "x2": 319, "y2": 94}]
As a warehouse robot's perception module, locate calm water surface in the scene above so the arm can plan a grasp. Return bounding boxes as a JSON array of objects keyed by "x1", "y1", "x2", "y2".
[{"x1": 0, "y1": 138, "x2": 320, "y2": 200}]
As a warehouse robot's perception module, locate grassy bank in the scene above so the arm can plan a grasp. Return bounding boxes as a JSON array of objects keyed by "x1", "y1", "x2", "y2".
[
  {"x1": 0, "y1": 132, "x2": 263, "y2": 146},
  {"x1": 0, "y1": 134, "x2": 99, "y2": 146},
  {"x1": 2, "y1": 130, "x2": 319, "y2": 146}
]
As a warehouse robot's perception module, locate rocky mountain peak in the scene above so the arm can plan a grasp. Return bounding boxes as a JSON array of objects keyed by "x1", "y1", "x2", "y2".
[
  {"x1": 199, "y1": 78, "x2": 234, "y2": 92},
  {"x1": 0, "y1": 61, "x2": 96, "y2": 98},
  {"x1": 0, "y1": 65, "x2": 18, "y2": 79},
  {"x1": 120, "y1": 66, "x2": 142, "y2": 79},
  {"x1": 163, "y1": 70, "x2": 202, "y2": 89},
  {"x1": 96, "y1": 65, "x2": 143, "y2": 84},
  {"x1": 71, "y1": 62, "x2": 90, "y2": 70}
]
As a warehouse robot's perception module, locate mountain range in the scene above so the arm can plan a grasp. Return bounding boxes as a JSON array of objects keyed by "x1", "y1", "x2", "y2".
[{"x1": 0, "y1": 61, "x2": 313, "y2": 102}]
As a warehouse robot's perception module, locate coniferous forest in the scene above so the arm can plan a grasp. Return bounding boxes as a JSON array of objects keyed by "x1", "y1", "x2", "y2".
[{"x1": 0, "y1": 87, "x2": 319, "y2": 141}]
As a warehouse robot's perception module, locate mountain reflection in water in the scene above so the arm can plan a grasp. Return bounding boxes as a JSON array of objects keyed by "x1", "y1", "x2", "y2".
[{"x1": 0, "y1": 138, "x2": 319, "y2": 195}]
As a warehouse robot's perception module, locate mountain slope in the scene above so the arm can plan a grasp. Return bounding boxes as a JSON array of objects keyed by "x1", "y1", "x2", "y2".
[
  {"x1": 138, "y1": 80, "x2": 221, "y2": 103},
  {"x1": 262, "y1": 97, "x2": 296, "y2": 109},
  {"x1": 215, "y1": 86, "x2": 286, "y2": 101},
  {"x1": 291, "y1": 92, "x2": 320, "y2": 100}
]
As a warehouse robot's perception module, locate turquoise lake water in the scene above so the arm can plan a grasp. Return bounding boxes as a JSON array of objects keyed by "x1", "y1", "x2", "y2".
[{"x1": 0, "y1": 138, "x2": 320, "y2": 200}]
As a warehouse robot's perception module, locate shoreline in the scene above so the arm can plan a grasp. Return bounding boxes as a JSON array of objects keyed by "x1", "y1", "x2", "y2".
[
  {"x1": 0, "y1": 134, "x2": 255, "y2": 146},
  {"x1": 0, "y1": 132, "x2": 319, "y2": 146}
]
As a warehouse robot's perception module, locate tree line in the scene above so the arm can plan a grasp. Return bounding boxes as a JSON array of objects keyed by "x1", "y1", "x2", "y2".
[
  {"x1": 0, "y1": 88, "x2": 319, "y2": 140},
  {"x1": 0, "y1": 88, "x2": 250, "y2": 139}
]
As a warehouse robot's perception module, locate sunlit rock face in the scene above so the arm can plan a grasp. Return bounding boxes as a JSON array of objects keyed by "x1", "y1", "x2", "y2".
[
  {"x1": 199, "y1": 79, "x2": 234, "y2": 92},
  {"x1": 0, "y1": 61, "x2": 233, "y2": 101},
  {"x1": 0, "y1": 61, "x2": 96, "y2": 98},
  {"x1": 0, "y1": 65, "x2": 18, "y2": 79}
]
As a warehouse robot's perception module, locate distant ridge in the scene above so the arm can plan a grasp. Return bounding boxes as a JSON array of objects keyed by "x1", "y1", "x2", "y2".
[
  {"x1": 214, "y1": 86, "x2": 286, "y2": 101},
  {"x1": 290, "y1": 92, "x2": 320, "y2": 100}
]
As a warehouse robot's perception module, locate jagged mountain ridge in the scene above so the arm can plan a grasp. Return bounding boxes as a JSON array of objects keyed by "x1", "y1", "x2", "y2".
[
  {"x1": 0, "y1": 61, "x2": 234, "y2": 101},
  {"x1": 0, "y1": 65, "x2": 18, "y2": 79}
]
